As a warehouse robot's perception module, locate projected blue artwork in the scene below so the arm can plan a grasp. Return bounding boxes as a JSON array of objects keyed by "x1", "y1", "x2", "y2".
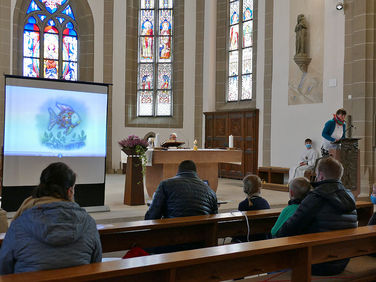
[{"x1": 42, "y1": 102, "x2": 86, "y2": 150}]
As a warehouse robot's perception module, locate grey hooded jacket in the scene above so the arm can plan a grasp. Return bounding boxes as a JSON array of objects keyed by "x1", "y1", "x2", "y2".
[{"x1": 0, "y1": 201, "x2": 102, "y2": 274}]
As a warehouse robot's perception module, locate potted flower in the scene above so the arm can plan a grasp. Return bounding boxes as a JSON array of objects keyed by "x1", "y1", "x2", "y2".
[{"x1": 119, "y1": 135, "x2": 148, "y2": 176}]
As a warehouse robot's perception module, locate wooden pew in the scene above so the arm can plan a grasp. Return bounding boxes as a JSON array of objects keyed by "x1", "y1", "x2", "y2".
[
  {"x1": 98, "y1": 200, "x2": 373, "y2": 252},
  {"x1": 1, "y1": 225, "x2": 376, "y2": 282},
  {"x1": 258, "y1": 166, "x2": 290, "y2": 191},
  {"x1": 0, "y1": 201, "x2": 372, "y2": 253}
]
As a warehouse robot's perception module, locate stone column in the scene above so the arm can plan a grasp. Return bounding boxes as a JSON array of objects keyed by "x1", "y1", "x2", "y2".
[
  {"x1": 104, "y1": 0, "x2": 114, "y2": 172},
  {"x1": 263, "y1": 0, "x2": 273, "y2": 166},
  {"x1": 343, "y1": 0, "x2": 376, "y2": 196}
]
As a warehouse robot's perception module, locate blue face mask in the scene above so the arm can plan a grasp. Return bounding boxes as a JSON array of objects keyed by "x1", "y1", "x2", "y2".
[
  {"x1": 371, "y1": 195, "x2": 376, "y2": 205},
  {"x1": 305, "y1": 144, "x2": 312, "y2": 149}
]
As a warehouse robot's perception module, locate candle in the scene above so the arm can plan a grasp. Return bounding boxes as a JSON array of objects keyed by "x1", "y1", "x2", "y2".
[
  {"x1": 229, "y1": 135, "x2": 234, "y2": 148},
  {"x1": 154, "y1": 133, "x2": 160, "y2": 147}
]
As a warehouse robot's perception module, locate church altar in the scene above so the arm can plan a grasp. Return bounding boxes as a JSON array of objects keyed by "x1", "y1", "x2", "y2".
[{"x1": 145, "y1": 149, "x2": 242, "y2": 198}]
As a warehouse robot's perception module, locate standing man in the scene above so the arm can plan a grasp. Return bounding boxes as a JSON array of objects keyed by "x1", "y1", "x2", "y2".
[
  {"x1": 277, "y1": 157, "x2": 357, "y2": 276},
  {"x1": 145, "y1": 160, "x2": 218, "y2": 219},
  {"x1": 288, "y1": 138, "x2": 318, "y2": 182}
]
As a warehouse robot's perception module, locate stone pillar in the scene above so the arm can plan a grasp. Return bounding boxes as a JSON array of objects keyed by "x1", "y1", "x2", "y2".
[
  {"x1": 263, "y1": 0, "x2": 273, "y2": 166},
  {"x1": 104, "y1": 0, "x2": 114, "y2": 172},
  {"x1": 343, "y1": 0, "x2": 376, "y2": 196}
]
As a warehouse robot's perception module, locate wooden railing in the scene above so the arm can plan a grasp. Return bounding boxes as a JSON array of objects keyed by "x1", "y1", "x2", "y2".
[{"x1": 1, "y1": 225, "x2": 376, "y2": 281}]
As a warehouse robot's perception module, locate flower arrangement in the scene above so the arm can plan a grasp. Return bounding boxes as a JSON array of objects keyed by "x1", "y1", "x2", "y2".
[{"x1": 119, "y1": 135, "x2": 148, "y2": 176}]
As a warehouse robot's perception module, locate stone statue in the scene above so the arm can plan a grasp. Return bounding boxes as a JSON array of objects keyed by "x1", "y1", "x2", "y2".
[
  {"x1": 293, "y1": 14, "x2": 311, "y2": 73},
  {"x1": 295, "y1": 14, "x2": 307, "y2": 55}
]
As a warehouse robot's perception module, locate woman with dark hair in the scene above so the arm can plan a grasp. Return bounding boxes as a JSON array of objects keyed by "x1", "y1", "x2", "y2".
[{"x1": 0, "y1": 162, "x2": 102, "y2": 274}]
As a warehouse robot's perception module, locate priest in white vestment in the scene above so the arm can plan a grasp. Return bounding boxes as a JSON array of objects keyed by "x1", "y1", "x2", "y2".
[{"x1": 288, "y1": 138, "x2": 318, "y2": 182}]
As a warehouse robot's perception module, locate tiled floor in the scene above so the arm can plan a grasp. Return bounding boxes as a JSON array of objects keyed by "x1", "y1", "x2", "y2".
[{"x1": 92, "y1": 174, "x2": 290, "y2": 224}]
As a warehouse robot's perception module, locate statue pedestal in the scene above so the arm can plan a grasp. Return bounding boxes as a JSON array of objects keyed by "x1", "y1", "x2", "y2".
[
  {"x1": 294, "y1": 55, "x2": 311, "y2": 73},
  {"x1": 329, "y1": 138, "x2": 361, "y2": 197}
]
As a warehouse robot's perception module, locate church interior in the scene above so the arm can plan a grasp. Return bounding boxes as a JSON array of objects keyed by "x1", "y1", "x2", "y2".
[{"x1": 0, "y1": 0, "x2": 376, "y2": 280}]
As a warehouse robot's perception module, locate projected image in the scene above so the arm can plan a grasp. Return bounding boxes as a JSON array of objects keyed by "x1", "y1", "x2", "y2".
[
  {"x1": 41, "y1": 102, "x2": 86, "y2": 150},
  {"x1": 4, "y1": 84, "x2": 107, "y2": 157}
]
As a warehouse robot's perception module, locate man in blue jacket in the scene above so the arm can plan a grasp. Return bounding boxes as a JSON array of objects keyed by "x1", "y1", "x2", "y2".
[
  {"x1": 321, "y1": 108, "x2": 346, "y2": 156},
  {"x1": 145, "y1": 160, "x2": 218, "y2": 219},
  {"x1": 276, "y1": 157, "x2": 357, "y2": 276}
]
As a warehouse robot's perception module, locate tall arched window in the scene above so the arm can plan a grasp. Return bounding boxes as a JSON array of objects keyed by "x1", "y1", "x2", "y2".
[
  {"x1": 228, "y1": 0, "x2": 253, "y2": 102},
  {"x1": 137, "y1": 0, "x2": 173, "y2": 117},
  {"x1": 23, "y1": 0, "x2": 78, "y2": 80}
]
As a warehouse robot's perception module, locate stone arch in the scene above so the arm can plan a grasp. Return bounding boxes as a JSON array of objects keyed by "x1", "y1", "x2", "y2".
[{"x1": 13, "y1": 0, "x2": 94, "y2": 81}]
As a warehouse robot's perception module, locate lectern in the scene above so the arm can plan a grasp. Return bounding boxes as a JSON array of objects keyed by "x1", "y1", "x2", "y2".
[{"x1": 329, "y1": 138, "x2": 360, "y2": 196}]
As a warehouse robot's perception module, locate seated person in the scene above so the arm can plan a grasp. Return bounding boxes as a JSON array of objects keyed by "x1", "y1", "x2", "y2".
[
  {"x1": 276, "y1": 157, "x2": 357, "y2": 276},
  {"x1": 271, "y1": 177, "x2": 312, "y2": 237},
  {"x1": 145, "y1": 160, "x2": 218, "y2": 219},
  {"x1": 0, "y1": 162, "x2": 102, "y2": 274},
  {"x1": 234, "y1": 174, "x2": 270, "y2": 242},
  {"x1": 367, "y1": 183, "x2": 376, "y2": 225},
  {"x1": 288, "y1": 138, "x2": 318, "y2": 182},
  {"x1": 169, "y1": 132, "x2": 177, "y2": 141}
]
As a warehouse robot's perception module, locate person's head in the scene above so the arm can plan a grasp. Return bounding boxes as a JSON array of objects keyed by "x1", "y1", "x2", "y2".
[
  {"x1": 33, "y1": 162, "x2": 76, "y2": 201},
  {"x1": 169, "y1": 133, "x2": 177, "y2": 141},
  {"x1": 305, "y1": 138, "x2": 312, "y2": 149},
  {"x1": 243, "y1": 174, "x2": 262, "y2": 198},
  {"x1": 315, "y1": 157, "x2": 343, "y2": 181},
  {"x1": 336, "y1": 108, "x2": 347, "y2": 122},
  {"x1": 178, "y1": 160, "x2": 196, "y2": 173},
  {"x1": 289, "y1": 177, "x2": 312, "y2": 200}
]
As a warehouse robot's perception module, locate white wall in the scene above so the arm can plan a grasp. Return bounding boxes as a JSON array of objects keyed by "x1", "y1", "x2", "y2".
[
  {"x1": 270, "y1": 0, "x2": 344, "y2": 168},
  {"x1": 111, "y1": 0, "x2": 197, "y2": 170}
]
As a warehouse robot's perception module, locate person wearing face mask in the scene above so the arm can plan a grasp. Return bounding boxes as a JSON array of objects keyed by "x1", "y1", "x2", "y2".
[
  {"x1": 321, "y1": 108, "x2": 347, "y2": 157},
  {"x1": 276, "y1": 157, "x2": 357, "y2": 276},
  {"x1": 288, "y1": 138, "x2": 318, "y2": 183}
]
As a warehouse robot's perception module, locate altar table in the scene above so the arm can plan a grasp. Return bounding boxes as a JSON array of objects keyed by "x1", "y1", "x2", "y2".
[{"x1": 145, "y1": 149, "x2": 242, "y2": 197}]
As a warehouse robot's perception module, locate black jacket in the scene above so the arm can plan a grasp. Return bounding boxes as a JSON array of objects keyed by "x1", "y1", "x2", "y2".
[
  {"x1": 276, "y1": 179, "x2": 357, "y2": 237},
  {"x1": 145, "y1": 171, "x2": 218, "y2": 219}
]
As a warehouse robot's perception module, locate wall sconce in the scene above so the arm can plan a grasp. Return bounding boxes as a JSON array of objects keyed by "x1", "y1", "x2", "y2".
[{"x1": 336, "y1": 2, "x2": 344, "y2": 11}]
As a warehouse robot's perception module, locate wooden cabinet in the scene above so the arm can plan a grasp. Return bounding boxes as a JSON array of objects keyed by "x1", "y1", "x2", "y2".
[{"x1": 204, "y1": 110, "x2": 259, "y2": 179}]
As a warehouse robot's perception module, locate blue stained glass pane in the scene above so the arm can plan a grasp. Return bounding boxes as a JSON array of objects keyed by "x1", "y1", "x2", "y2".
[
  {"x1": 230, "y1": 1, "x2": 239, "y2": 25},
  {"x1": 159, "y1": 10, "x2": 172, "y2": 35},
  {"x1": 27, "y1": 1, "x2": 41, "y2": 14},
  {"x1": 62, "y1": 5, "x2": 76, "y2": 20},
  {"x1": 48, "y1": 19, "x2": 55, "y2": 26},
  {"x1": 57, "y1": 17, "x2": 65, "y2": 23},
  {"x1": 24, "y1": 30, "x2": 40, "y2": 57},
  {"x1": 24, "y1": 23, "x2": 39, "y2": 31},
  {"x1": 62, "y1": 62, "x2": 77, "y2": 80},
  {"x1": 38, "y1": 14, "x2": 46, "y2": 21},
  {"x1": 243, "y1": 0, "x2": 253, "y2": 21},
  {"x1": 23, "y1": 58, "x2": 40, "y2": 77},
  {"x1": 28, "y1": 17, "x2": 37, "y2": 24},
  {"x1": 63, "y1": 35, "x2": 77, "y2": 61}
]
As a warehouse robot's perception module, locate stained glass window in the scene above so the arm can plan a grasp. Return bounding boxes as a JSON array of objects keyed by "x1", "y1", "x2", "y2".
[
  {"x1": 137, "y1": 0, "x2": 173, "y2": 116},
  {"x1": 23, "y1": 0, "x2": 78, "y2": 80},
  {"x1": 227, "y1": 0, "x2": 253, "y2": 101}
]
